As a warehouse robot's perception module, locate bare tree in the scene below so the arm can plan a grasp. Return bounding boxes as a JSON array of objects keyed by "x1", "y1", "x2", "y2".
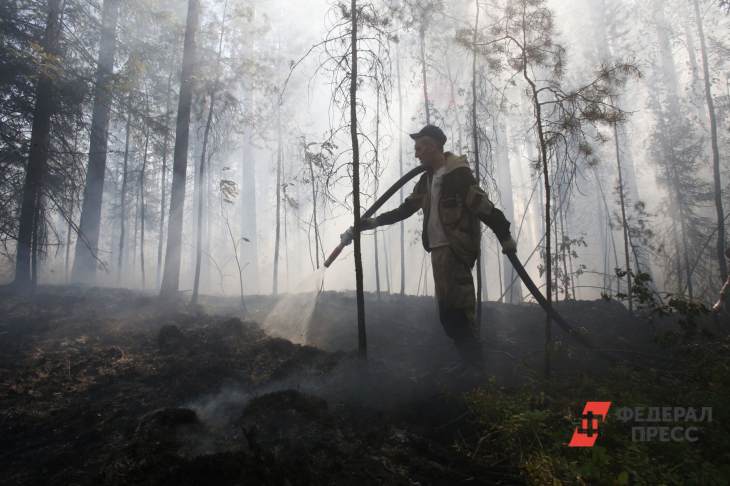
[
  {"x1": 470, "y1": 0, "x2": 483, "y2": 325},
  {"x1": 72, "y1": 0, "x2": 121, "y2": 284},
  {"x1": 483, "y1": 0, "x2": 638, "y2": 374},
  {"x1": 693, "y1": 0, "x2": 727, "y2": 283},
  {"x1": 160, "y1": 0, "x2": 200, "y2": 299},
  {"x1": 117, "y1": 93, "x2": 133, "y2": 283},
  {"x1": 350, "y1": 0, "x2": 367, "y2": 357},
  {"x1": 13, "y1": 0, "x2": 64, "y2": 293},
  {"x1": 157, "y1": 55, "x2": 176, "y2": 288},
  {"x1": 192, "y1": 0, "x2": 228, "y2": 305}
]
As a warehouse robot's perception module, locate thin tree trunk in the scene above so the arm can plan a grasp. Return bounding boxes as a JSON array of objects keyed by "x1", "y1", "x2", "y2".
[
  {"x1": 614, "y1": 119, "x2": 632, "y2": 310},
  {"x1": 558, "y1": 188, "x2": 569, "y2": 301},
  {"x1": 562, "y1": 207, "x2": 577, "y2": 299},
  {"x1": 383, "y1": 230, "x2": 391, "y2": 293},
  {"x1": 139, "y1": 109, "x2": 150, "y2": 289},
  {"x1": 160, "y1": 0, "x2": 200, "y2": 298},
  {"x1": 192, "y1": 1, "x2": 226, "y2": 304},
  {"x1": 273, "y1": 109, "x2": 282, "y2": 296},
  {"x1": 693, "y1": 0, "x2": 726, "y2": 282},
  {"x1": 157, "y1": 57, "x2": 175, "y2": 288},
  {"x1": 223, "y1": 208, "x2": 246, "y2": 311},
  {"x1": 117, "y1": 94, "x2": 132, "y2": 283},
  {"x1": 655, "y1": 2, "x2": 692, "y2": 294},
  {"x1": 14, "y1": 0, "x2": 64, "y2": 292},
  {"x1": 497, "y1": 120, "x2": 522, "y2": 303},
  {"x1": 351, "y1": 0, "x2": 367, "y2": 359},
  {"x1": 524, "y1": 65, "x2": 551, "y2": 377},
  {"x1": 373, "y1": 83, "x2": 381, "y2": 299},
  {"x1": 240, "y1": 92, "x2": 258, "y2": 293},
  {"x1": 31, "y1": 191, "x2": 41, "y2": 290},
  {"x1": 131, "y1": 165, "x2": 139, "y2": 271},
  {"x1": 160, "y1": 1, "x2": 199, "y2": 297},
  {"x1": 419, "y1": 26, "x2": 430, "y2": 124},
  {"x1": 65, "y1": 218, "x2": 72, "y2": 283},
  {"x1": 282, "y1": 144, "x2": 290, "y2": 290},
  {"x1": 191, "y1": 126, "x2": 210, "y2": 303},
  {"x1": 396, "y1": 32, "x2": 405, "y2": 296},
  {"x1": 553, "y1": 194, "x2": 559, "y2": 298},
  {"x1": 496, "y1": 242, "x2": 503, "y2": 301},
  {"x1": 471, "y1": 0, "x2": 482, "y2": 326},
  {"x1": 72, "y1": 0, "x2": 120, "y2": 284},
  {"x1": 594, "y1": 168, "x2": 622, "y2": 294},
  {"x1": 307, "y1": 143, "x2": 320, "y2": 268}
]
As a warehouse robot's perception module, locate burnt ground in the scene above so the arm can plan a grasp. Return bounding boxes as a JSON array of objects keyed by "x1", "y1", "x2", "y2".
[{"x1": 0, "y1": 286, "x2": 726, "y2": 485}]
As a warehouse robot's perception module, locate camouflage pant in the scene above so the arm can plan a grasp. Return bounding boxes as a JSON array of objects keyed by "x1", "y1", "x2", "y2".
[{"x1": 430, "y1": 246, "x2": 483, "y2": 366}]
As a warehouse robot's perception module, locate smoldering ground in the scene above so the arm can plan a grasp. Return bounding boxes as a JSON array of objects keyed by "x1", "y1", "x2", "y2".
[{"x1": 1, "y1": 285, "x2": 717, "y2": 485}]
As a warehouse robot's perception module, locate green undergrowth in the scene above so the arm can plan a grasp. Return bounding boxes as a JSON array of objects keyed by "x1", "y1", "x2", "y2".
[{"x1": 461, "y1": 337, "x2": 730, "y2": 485}]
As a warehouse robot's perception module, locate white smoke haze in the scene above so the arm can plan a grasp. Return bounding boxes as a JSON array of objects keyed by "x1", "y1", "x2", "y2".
[{"x1": 3, "y1": 0, "x2": 729, "y2": 308}]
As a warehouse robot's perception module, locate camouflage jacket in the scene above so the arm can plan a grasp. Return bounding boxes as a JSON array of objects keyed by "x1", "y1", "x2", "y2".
[{"x1": 375, "y1": 152, "x2": 511, "y2": 267}]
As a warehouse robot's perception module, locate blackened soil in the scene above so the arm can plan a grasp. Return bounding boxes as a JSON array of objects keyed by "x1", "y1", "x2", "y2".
[
  {"x1": 0, "y1": 287, "x2": 526, "y2": 485},
  {"x1": 2, "y1": 286, "x2": 715, "y2": 485}
]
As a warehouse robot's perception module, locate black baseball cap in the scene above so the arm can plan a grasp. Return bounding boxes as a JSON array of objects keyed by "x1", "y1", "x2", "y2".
[{"x1": 409, "y1": 124, "x2": 447, "y2": 147}]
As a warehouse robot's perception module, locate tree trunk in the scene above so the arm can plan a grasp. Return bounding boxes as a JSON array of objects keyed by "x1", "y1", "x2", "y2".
[
  {"x1": 693, "y1": 0, "x2": 727, "y2": 282},
  {"x1": 273, "y1": 108, "x2": 282, "y2": 296},
  {"x1": 383, "y1": 230, "x2": 391, "y2": 293},
  {"x1": 139, "y1": 123, "x2": 148, "y2": 289},
  {"x1": 613, "y1": 118, "x2": 632, "y2": 310},
  {"x1": 471, "y1": 0, "x2": 482, "y2": 326},
  {"x1": 350, "y1": 0, "x2": 367, "y2": 359},
  {"x1": 72, "y1": 0, "x2": 120, "y2": 284},
  {"x1": 418, "y1": 26, "x2": 430, "y2": 124},
  {"x1": 307, "y1": 143, "x2": 320, "y2": 268},
  {"x1": 523, "y1": 61, "x2": 551, "y2": 377},
  {"x1": 192, "y1": 2, "x2": 225, "y2": 304},
  {"x1": 191, "y1": 93, "x2": 215, "y2": 304},
  {"x1": 396, "y1": 34, "x2": 405, "y2": 295},
  {"x1": 30, "y1": 191, "x2": 41, "y2": 290},
  {"x1": 117, "y1": 94, "x2": 132, "y2": 283},
  {"x1": 558, "y1": 186, "x2": 570, "y2": 300},
  {"x1": 373, "y1": 83, "x2": 381, "y2": 299},
  {"x1": 160, "y1": 0, "x2": 200, "y2": 298},
  {"x1": 240, "y1": 92, "x2": 259, "y2": 293},
  {"x1": 281, "y1": 143, "x2": 290, "y2": 290},
  {"x1": 13, "y1": 0, "x2": 64, "y2": 292},
  {"x1": 157, "y1": 57, "x2": 175, "y2": 288},
  {"x1": 131, "y1": 162, "x2": 139, "y2": 272},
  {"x1": 65, "y1": 217, "x2": 72, "y2": 283},
  {"x1": 496, "y1": 120, "x2": 522, "y2": 303},
  {"x1": 655, "y1": 1, "x2": 696, "y2": 295}
]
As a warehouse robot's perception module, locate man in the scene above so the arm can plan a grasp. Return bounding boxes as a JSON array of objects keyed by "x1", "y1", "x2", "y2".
[{"x1": 353, "y1": 124, "x2": 517, "y2": 368}]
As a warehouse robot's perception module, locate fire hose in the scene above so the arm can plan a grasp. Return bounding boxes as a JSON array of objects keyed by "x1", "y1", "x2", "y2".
[{"x1": 323, "y1": 165, "x2": 616, "y2": 362}]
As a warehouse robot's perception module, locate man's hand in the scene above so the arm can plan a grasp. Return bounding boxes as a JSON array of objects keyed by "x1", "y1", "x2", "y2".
[
  {"x1": 501, "y1": 237, "x2": 517, "y2": 254},
  {"x1": 712, "y1": 301, "x2": 723, "y2": 313},
  {"x1": 340, "y1": 227, "x2": 354, "y2": 246},
  {"x1": 340, "y1": 217, "x2": 378, "y2": 246}
]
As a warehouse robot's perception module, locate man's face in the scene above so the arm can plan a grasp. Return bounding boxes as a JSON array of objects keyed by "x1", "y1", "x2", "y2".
[{"x1": 414, "y1": 136, "x2": 438, "y2": 167}]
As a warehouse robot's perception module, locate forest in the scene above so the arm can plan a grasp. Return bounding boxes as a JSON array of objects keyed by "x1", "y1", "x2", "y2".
[{"x1": 1, "y1": 0, "x2": 730, "y2": 484}]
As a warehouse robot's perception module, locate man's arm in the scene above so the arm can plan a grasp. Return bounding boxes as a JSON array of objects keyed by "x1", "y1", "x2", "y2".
[
  {"x1": 461, "y1": 171, "x2": 516, "y2": 252},
  {"x1": 372, "y1": 174, "x2": 425, "y2": 226}
]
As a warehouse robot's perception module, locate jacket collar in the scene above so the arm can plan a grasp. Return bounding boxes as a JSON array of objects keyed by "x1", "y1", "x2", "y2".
[{"x1": 442, "y1": 152, "x2": 469, "y2": 175}]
